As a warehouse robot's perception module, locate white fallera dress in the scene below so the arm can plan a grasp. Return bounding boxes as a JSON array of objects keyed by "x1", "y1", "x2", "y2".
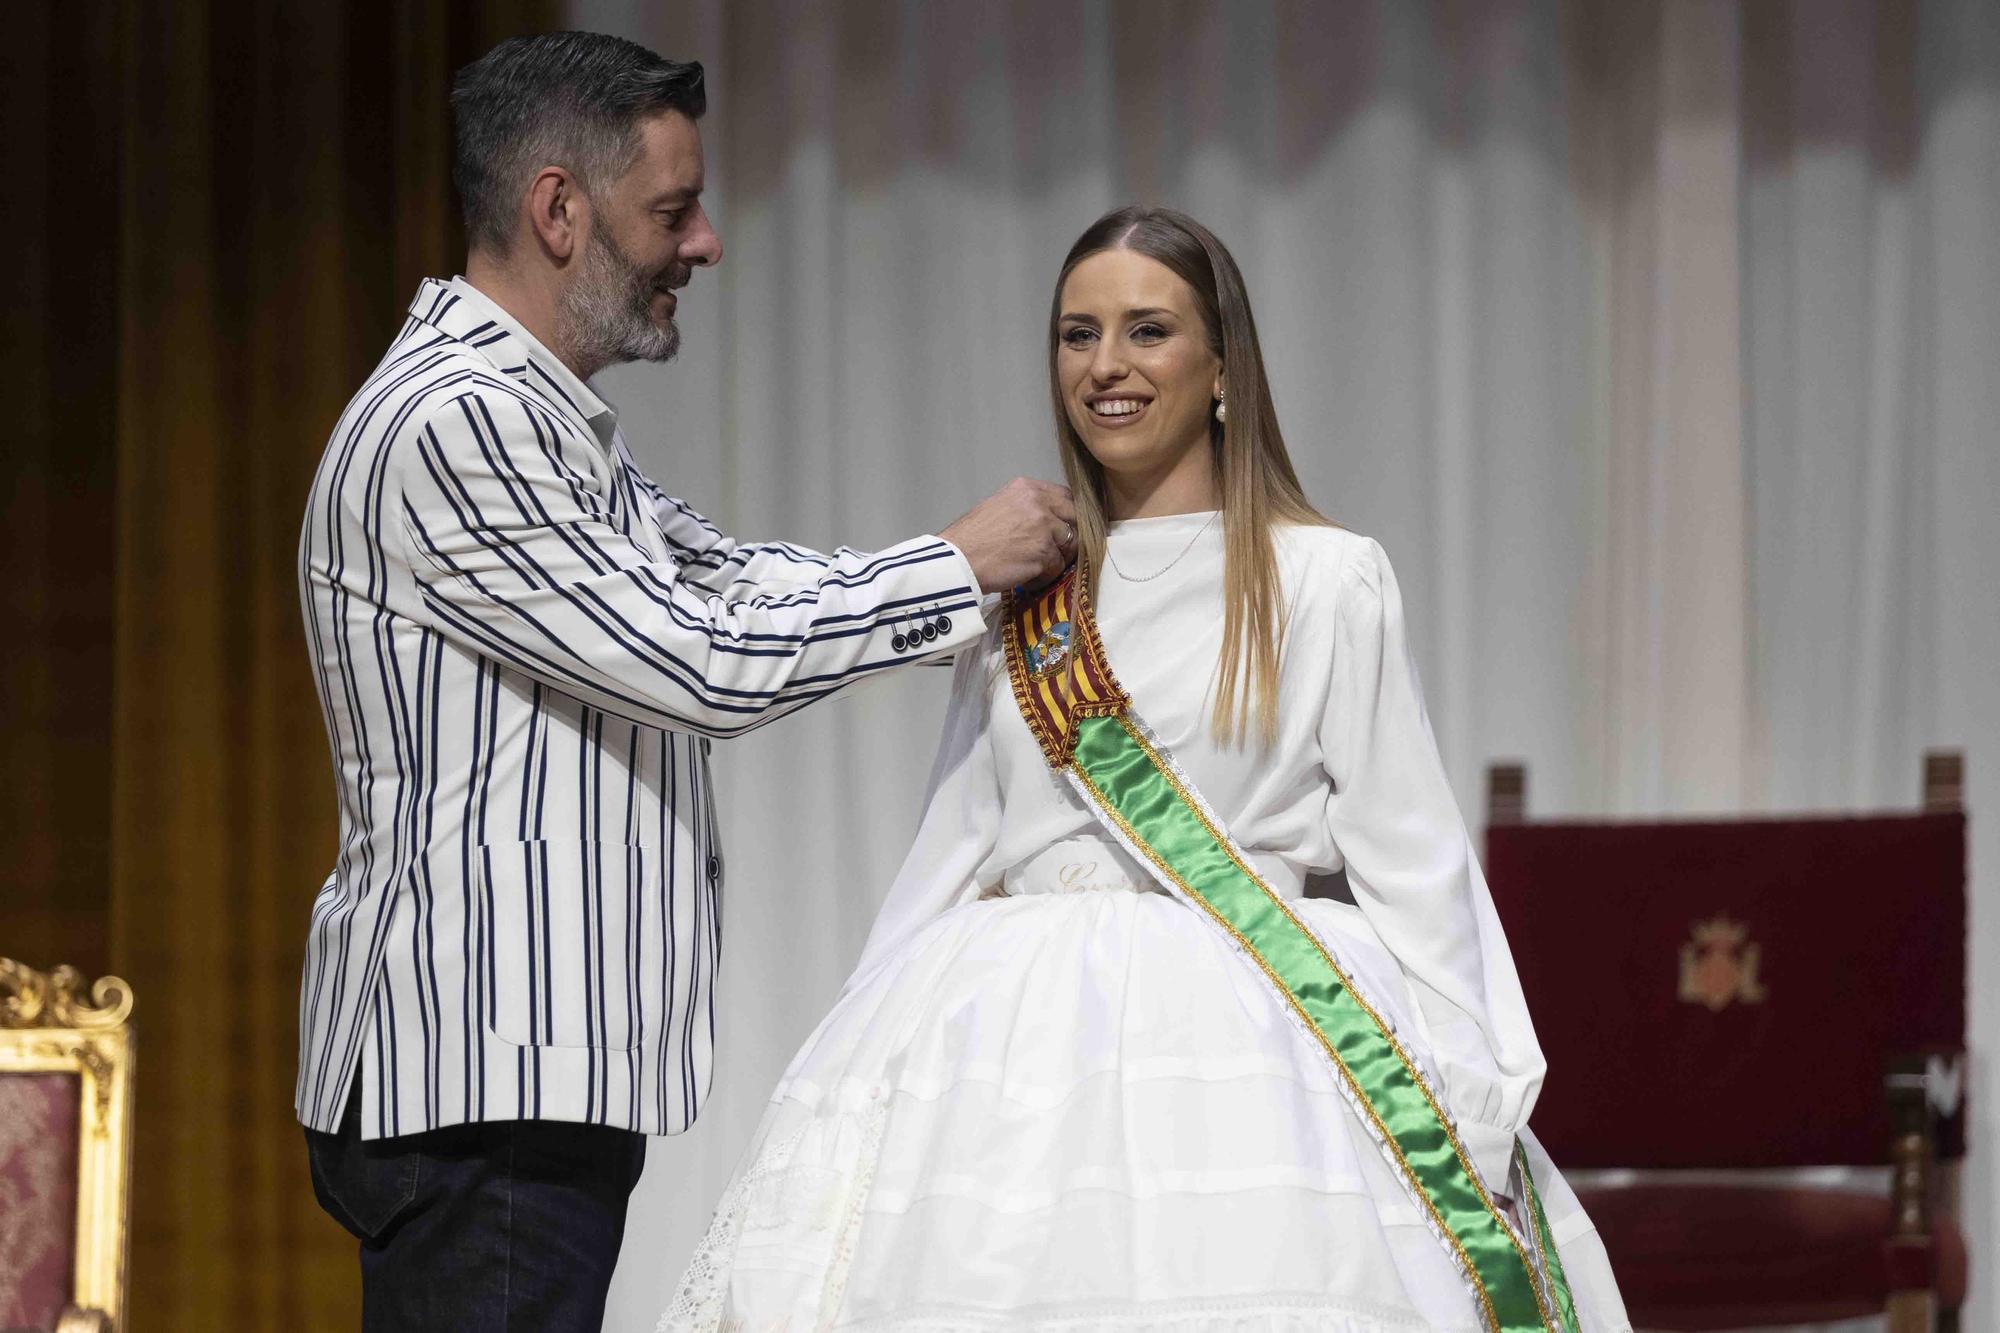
[{"x1": 663, "y1": 515, "x2": 1629, "y2": 1333}]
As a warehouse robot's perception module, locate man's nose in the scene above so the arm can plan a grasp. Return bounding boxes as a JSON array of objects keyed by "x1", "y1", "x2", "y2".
[{"x1": 682, "y1": 205, "x2": 723, "y2": 268}]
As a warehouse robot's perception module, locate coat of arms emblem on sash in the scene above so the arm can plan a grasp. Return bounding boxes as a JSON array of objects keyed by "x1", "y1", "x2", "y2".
[
  {"x1": 1026, "y1": 621, "x2": 1074, "y2": 679},
  {"x1": 1677, "y1": 915, "x2": 1768, "y2": 1011}
]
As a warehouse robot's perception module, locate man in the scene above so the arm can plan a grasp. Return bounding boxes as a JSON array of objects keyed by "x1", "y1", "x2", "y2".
[{"x1": 296, "y1": 31, "x2": 1072, "y2": 1331}]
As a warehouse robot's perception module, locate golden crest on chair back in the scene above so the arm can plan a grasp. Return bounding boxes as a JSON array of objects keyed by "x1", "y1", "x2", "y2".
[{"x1": 1677, "y1": 915, "x2": 1769, "y2": 1012}]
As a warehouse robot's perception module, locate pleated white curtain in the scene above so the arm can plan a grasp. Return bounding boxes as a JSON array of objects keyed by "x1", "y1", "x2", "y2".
[{"x1": 559, "y1": 2, "x2": 2000, "y2": 1327}]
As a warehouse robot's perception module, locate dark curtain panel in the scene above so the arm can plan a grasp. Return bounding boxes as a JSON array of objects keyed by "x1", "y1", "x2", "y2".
[
  {"x1": 2, "y1": 1, "x2": 123, "y2": 982},
  {"x1": 4, "y1": 1, "x2": 556, "y2": 1326}
]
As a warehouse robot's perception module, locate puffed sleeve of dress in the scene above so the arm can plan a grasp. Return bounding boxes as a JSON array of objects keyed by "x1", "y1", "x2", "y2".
[
  {"x1": 846, "y1": 626, "x2": 1005, "y2": 984},
  {"x1": 1319, "y1": 537, "x2": 1546, "y2": 1194}
]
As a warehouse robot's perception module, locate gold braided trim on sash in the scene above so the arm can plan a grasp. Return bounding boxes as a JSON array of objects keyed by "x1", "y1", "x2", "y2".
[
  {"x1": 1091, "y1": 716, "x2": 1557, "y2": 1331},
  {"x1": 1000, "y1": 566, "x2": 1128, "y2": 769},
  {"x1": 998, "y1": 568, "x2": 1566, "y2": 1330}
]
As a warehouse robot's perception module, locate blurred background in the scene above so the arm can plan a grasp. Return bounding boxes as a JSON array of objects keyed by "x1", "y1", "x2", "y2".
[{"x1": 3, "y1": 1, "x2": 1995, "y2": 1330}]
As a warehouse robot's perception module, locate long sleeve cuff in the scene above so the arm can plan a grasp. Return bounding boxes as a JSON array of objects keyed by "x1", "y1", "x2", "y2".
[{"x1": 1455, "y1": 1119, "x2": 1519, "y2": 1198}]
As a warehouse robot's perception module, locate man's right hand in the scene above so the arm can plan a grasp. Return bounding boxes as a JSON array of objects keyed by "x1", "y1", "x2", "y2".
[{"x1": 940, "y1": 478, "x2": 1078, "y2": 595}]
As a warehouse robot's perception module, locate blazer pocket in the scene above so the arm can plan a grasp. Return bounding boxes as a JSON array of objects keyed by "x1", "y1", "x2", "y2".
[{"x1": 478, "y1": 839, "x2": 651, "y2": 1051}]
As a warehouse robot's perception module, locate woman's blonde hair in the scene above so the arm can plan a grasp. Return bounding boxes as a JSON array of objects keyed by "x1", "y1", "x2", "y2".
[{"x1": 1048, "y1": 205, "x2": 1332, "y2": 746}]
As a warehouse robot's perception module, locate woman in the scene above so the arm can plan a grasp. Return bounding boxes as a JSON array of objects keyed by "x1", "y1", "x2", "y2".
[{"x1": 662, "y1": 207, "x2": 1628, "y2": 1332}]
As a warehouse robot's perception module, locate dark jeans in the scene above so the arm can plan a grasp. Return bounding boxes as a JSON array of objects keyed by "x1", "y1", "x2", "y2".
[{"x1": 305, "y1": 1084, "x2": 648, "y2": 1333}]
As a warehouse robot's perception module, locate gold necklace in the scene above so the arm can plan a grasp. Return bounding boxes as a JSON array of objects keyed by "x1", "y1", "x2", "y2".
[{"x1": 1105, "y1": 511, "x2": 1219, "y2": 583}]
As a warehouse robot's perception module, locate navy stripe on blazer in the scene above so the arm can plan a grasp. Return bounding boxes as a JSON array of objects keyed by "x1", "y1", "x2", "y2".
[{"x1": 296, "y1": 277, "x2": 983, "y2": 1139}]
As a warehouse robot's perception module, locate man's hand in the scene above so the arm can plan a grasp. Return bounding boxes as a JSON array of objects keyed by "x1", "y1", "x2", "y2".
[{"x1": 940, "y1": 478, "x2": 1078, "y2": 595}]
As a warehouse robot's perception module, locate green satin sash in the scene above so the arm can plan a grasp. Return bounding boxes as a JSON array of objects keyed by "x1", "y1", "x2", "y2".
[{"x1": 1004, "y1": 569, "x2": 1577, "y2": 1333}]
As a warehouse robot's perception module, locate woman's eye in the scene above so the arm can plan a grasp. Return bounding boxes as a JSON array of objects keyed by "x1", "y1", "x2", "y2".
[
  {"x1": 1132, "y1": 323, "x2": 1168, "y2": 343},
  {"x1": 1061, "y1": 327, "x2": 1097, "y2": 348}
]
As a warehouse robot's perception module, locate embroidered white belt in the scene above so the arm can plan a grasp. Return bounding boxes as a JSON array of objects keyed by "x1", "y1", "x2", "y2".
[{"x1": 1000, "y1": 836, "x2": 1305, "y2": 899}]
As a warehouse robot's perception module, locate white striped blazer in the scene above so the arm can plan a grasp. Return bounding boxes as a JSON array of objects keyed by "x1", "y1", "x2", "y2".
[{"x1": 296, "y1": 277, "x2": 985, "y2": 1140}]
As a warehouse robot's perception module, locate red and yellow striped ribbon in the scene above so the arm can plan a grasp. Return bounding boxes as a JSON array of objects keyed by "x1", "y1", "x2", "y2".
[{"x1": 1001, "y1": 567, "x2": 1129, "y2": 769}]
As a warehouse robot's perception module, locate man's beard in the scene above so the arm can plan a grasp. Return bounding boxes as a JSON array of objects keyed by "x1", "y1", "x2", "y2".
[{"x1": 560, "y1": 225, "x2": 683, "y2": 374}]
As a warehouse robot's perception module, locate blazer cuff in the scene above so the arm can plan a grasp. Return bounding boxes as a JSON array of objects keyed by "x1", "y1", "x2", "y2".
[
  {"x1": 879, "y1": 535, "x2": 987, "y2": 662},
  {"x1": 930, "y1": 534, "x2": 982, "y2": 599}
]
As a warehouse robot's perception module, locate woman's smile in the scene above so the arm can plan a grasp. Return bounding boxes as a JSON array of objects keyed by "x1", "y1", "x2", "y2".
[{"x1": 1084, "y1": 392, "x2": 1153, "y2": 428}]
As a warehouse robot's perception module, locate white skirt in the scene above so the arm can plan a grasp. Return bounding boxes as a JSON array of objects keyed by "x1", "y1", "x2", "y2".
[{"x1": 661, "y1": 874, "x2": 1630, "y2": 1332}]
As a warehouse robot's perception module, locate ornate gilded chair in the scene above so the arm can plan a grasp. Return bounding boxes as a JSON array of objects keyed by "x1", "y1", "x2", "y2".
[
  {"x1": 1482, "y1": 754, "x2": 1968, "y2": 1332},
  {"x1": 0, "y1": 961, "x2": 134, "y2": 1333}
]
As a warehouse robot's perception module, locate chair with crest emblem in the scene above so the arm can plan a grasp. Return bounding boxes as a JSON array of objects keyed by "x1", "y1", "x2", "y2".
[
  {"x1": 1482, "y1": 753, "x2": 1969, "y2": 1332},
  {"x1": 0, "y1": 960, "x2": 134, "y2": 1333}
]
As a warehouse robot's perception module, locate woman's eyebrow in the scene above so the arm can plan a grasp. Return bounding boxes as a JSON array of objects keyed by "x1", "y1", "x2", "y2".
[{"x1": 1058, "y1": 307, "x2": 1176, "y2": 325}]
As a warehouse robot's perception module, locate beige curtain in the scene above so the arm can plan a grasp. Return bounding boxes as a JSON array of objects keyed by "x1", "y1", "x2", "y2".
[{"x1": 1576, "y1": 0, "x2": 1754, "y2": 814}]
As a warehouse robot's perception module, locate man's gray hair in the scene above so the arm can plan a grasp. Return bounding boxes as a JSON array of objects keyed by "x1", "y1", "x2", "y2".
[{"x1": 451, "y1": 31, "x2": 705, "y2": 257}]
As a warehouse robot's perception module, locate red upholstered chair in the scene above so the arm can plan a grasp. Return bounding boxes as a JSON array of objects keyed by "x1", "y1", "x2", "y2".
[
  {"x1": 1483, "y1": 754, "x2": 1969, "y2": 1333},
  {"x1": 0, "y1": 961, "x2": 135, "y2": 1333}
]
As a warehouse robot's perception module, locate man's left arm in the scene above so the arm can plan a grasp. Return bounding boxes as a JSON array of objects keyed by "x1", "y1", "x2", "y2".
[
  {"x1": 627, "y1": 457, "x2": 853, "y2": 598},
  {"x1": 399, "y1": 388, "x2": 984, "y2": 739}
]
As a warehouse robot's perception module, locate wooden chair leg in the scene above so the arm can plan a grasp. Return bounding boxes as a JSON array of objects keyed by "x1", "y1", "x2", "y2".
[{"x1": 1886, "y1": 1055, "x2": 1938, "y2": 1333}]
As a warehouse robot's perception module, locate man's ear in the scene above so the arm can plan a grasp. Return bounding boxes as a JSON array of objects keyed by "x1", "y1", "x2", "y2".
[{"x1": 525, "y1": 166, "x2": 583, "y2": 262}]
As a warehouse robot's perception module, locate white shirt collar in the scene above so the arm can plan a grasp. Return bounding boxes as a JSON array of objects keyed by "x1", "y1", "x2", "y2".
[{"x1": 441, "y1": 275, "x2": 620, "y2": 451}]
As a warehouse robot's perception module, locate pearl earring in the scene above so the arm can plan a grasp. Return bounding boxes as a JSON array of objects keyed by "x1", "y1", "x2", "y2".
[{"x1": 1214, "y1": 389, "x2": 1227, "y2": 424}]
